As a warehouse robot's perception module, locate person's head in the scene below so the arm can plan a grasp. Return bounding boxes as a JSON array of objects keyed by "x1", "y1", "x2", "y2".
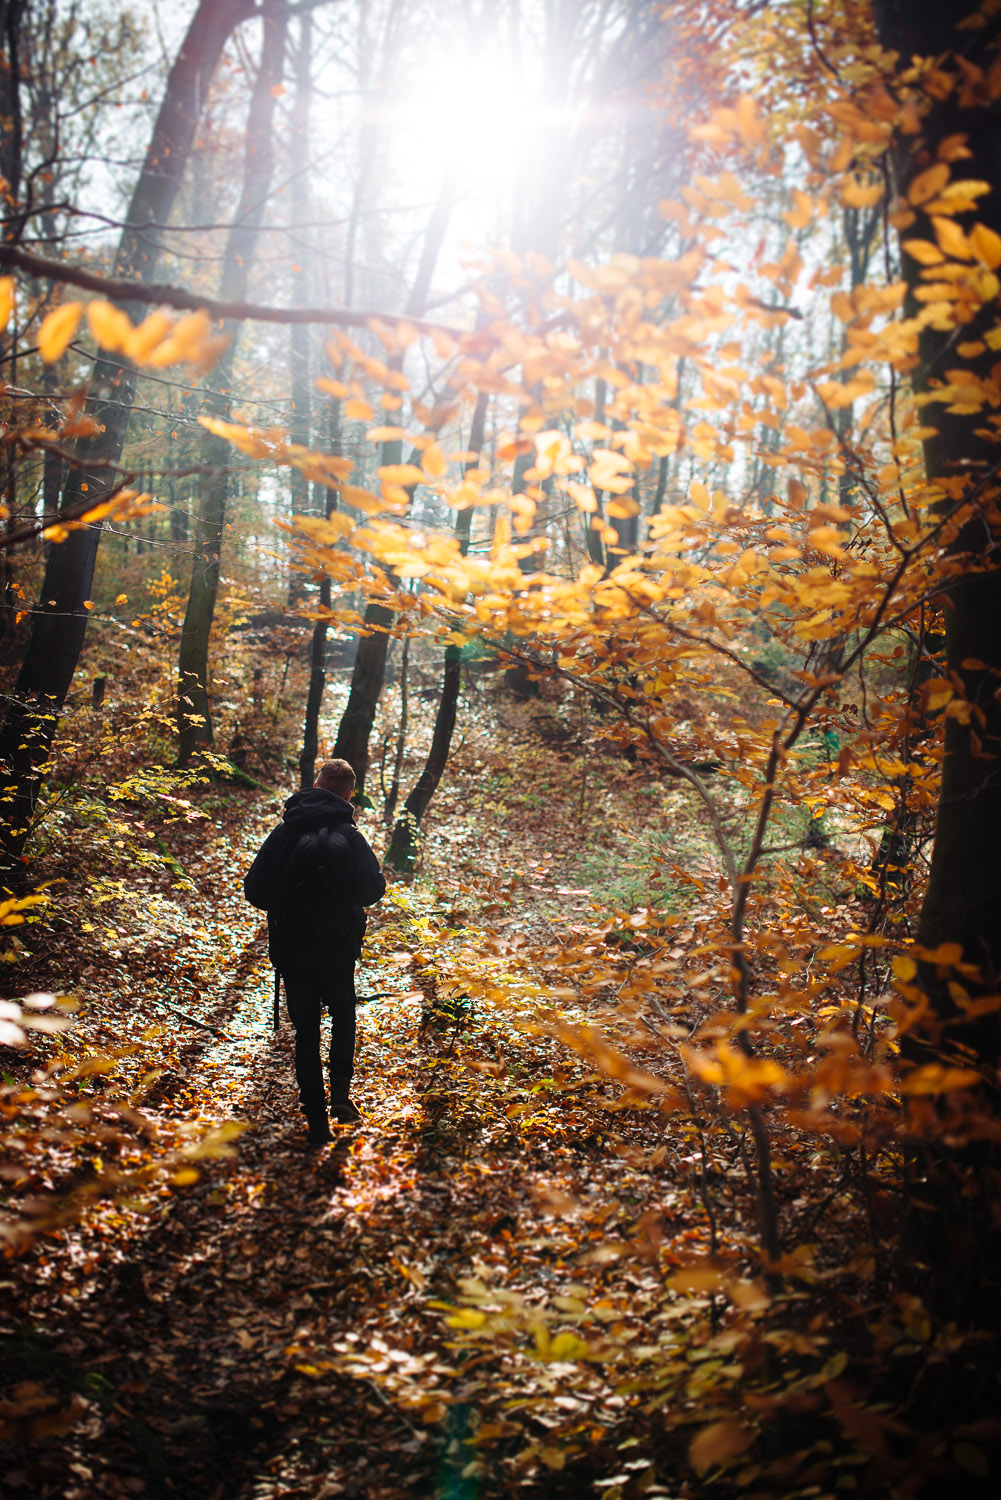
[{"x1": 315, "y1": 757, "x2": 356, "y2": 800}]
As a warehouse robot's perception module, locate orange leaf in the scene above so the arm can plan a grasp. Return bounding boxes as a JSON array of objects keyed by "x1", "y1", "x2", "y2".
[
  {"x1": 840, "y1": 175, "x2": 884, "y2": 209},
  {"x1": 38, "y1": 302, "x2": 83, "y2": 362},
  {"x1": 969, "y1": 222, "x2": 1001, "y2": 269},
  {"x1": 932, "y1": 216, "x2": 971, "y2": 260},
  {"x1": 125, "y1": 311, "x2": 172, "y2": 362},
  {"x1": 901, "y1": 1064, "x2": 981, "y2": 1095},
  {"x1": 87, "y1": 300, "x2": 133, "y2": 352},
  {"x1": 689, "y1": 1420, "x2": 754, "y2": 1472},
  {"x1": 919, "y1": 676, "x2": 953, "y2": 712},
  {"x1": 378, "y1": 464, "x2": 425, "y2": 486},
  {"x1": 689, "y1": 481, "x2": 710, "y2": 513},
  {"x1": 0, "y1": 276, "x2": 14, "y2": 333},
  {"x1": 908, "y1": 163, "x2": 950, "y2": 207},
  {"x1": 421, "y1": 442, "x2": 447, "y2": 478},
  {"x1": 902, "y1": 239, "x2": 946, "y2": 266}
]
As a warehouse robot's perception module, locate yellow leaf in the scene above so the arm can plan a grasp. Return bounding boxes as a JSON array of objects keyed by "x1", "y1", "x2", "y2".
[
  {"x1": 345, "y1": 398, "x2": 374, "y2": 421},
  {"x1": 968, "y1": 222, "x2": 1001, "y2": 269},
  {"x1": 547, "y1": 1331, "x2": 589, "y2": 1360},
  {"x1": 782, "y1": 190, "x2": 814, "y2": 229},
  {"x1": 689, "y1": 480, "x2": 710, "y2": 512},
  {"x1": 566, "y1": 480, "x2": 596, "y2": 513},
  {"x1": 38, "y1": 302, "x2": 83, "y2": 362},
  {"x1": 919, "y1": 676, "x2": 954, "y2": 712},
  {"x1": 378, "y1": 464, "x2": 425, "y2": 485},
  {"x1": 840, "y1": 175, "x2": 884, "y2": 209},
  {"x1": 908, "y1": 163, "x2": 950, "y2": 206},
  {"x1": 914, "y1": 940, "x2": 964, "y2": 966},
  {"x1": 902, "y1": 239, "x2": 946, "y2": 266},
  {"x1": 445, "y1": 1308, "x2": 487, "y2": 1329},
  {"x1": 422, "y1": 442, "x2": 447, "y2": 478},
  {"x1": 606, "y1": 497, "x2": 639, "y2": 519},
  {"x1": 690, "y1": 1420, "x2": 754, "y2": 1472},
  {"x1": 735, "y1": 93, "x2": 766, "y2": 146},
  {"x1": 901, "y1": 1064, "x2": 981, "y2": 1095},
  {"x1": 162, "y1": 308, "x2": 210, "y2": 358},
  {"x1": 87, "y1": 300, "x2": 134, "y2": 351},
  {"x1": 932, "y1": 216, "x2": 972, "y2": 260},
  {"x1": 892, "y1": 955, "x2": 918, "y2": 982},
  {"x1": 0, "y1": 276, "x2": 14, "y2": 333},
  {"x1": 669, "y1": 1266, "x2": 727, "y2": 1294},
  {"x1": 125, "y1": 311, "x2": 172, "y2": 362},
  {"x1": 315, "y1": 376, "x2": 348, "y2": 398}
]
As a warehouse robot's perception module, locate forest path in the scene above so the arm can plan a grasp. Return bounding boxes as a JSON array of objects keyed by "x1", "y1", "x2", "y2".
[{"x1": 7, "y1": 792, "x2": 692, "y2": 1500}]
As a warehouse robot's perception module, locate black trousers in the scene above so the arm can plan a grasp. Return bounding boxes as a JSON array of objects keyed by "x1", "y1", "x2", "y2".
[{"x1": 283, "y1": 967, "x2": 357, "y2": 1119}]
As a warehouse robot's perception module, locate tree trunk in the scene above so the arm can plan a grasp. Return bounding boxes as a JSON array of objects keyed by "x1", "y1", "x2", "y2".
[
  {"x1": 0, "y1": 0, "x2": 253, "y2": 869},
  {"x1": 299, "y1": 400, "x2": 342, "y2": 790},
  {"x1": 176, "y1": 3, "x2": 286, "y2": 766},
  {"x1": 332, "y1": 180, "x2": 454, "y2": 796},
  {"x1": 287, "y1": 10, "x2": 313, "y2": 606},
  {"x1": 873, "y1": 0, "x2": 1001, "y2": 1323},
  {"x1": 385, "y1": 392, "x2": 487, "y2": 871},
  {"x1": 873, "y1": 1, "x2": 1001, "y2": 1015}
]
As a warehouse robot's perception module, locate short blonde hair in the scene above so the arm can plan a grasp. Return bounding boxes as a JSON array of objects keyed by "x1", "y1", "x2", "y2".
[{"x1": 315, "y1": 758, "x2": 356, "y2": 798}]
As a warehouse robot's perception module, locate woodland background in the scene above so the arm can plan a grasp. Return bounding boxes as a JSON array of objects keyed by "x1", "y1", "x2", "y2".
[{"x1": 1, "y1": 1, "x2": 1001, "y2": 1496}]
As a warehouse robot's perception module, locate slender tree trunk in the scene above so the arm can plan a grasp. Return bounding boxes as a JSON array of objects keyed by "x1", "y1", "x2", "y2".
[
  {"x1": 176, "y1": 4, "x2": 285, "y2": 766},
  {"x1": 287, "y1": 10, "x2": 313, "y2": 606},
  {"x1": 0, "y1": 0, "x2": 253, "y2": 868},
  {"x1": 384, "y1": 632, "x2": 410, "y2": 822},
  {"x1": 299, "y1": 400, "x2": 342, "y2": 789},
  {"x1": 333, "y1": 179, "x2": 454, "y2": 795},
  {"x1": 385, "y1": 392, "x2": 487, "y2": 870}
]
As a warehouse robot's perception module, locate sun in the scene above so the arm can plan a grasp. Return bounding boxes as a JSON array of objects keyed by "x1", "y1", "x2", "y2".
[{"x1": 378, "y1": 35, "x2": 574, "y2": 225}]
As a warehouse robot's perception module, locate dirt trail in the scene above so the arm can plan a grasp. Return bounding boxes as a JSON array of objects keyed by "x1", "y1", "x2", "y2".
[{"x1": 3, "y1": 775, "x2": 708, "y2": 1499}]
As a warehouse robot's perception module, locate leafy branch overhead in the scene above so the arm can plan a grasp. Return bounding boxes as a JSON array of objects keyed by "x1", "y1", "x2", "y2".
[{"x1": 2, "y1": 1, "x2": 1001, "y2": 1496}]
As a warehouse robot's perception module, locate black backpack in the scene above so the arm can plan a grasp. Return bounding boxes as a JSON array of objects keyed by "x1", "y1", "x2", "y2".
[{"x1": 274, "y1": 824, "x2": 355, "y2": 969}]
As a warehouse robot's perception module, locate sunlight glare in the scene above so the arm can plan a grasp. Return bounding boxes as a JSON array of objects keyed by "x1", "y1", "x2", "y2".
[{"x1": 385, "y1": 42, "x2": 569, "y2": 203}]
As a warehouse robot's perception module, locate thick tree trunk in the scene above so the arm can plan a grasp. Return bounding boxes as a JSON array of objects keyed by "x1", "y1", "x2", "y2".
[
  {"x1": 874, "y1": 2, "x2": 1001, "y2": 1013},
  {"x1": 873, "y1": 0, "x2": 1001, "y2": 1323},
  {"x1": 0, "y1": 0, "x2": 253, "y2": 869},
  {"x1": 176, "y1": 3, "x2": 285, "y2": 765}
]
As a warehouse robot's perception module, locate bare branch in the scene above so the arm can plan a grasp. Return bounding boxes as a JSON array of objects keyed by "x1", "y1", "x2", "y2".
[{"x1": 0, "y1": 242, "x2": 481, "y2": 341}]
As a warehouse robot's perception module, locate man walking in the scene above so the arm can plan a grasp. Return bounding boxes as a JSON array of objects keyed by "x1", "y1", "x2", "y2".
[{"x1": 244, "y1": 758, "x2": 386, "y2": 1145}]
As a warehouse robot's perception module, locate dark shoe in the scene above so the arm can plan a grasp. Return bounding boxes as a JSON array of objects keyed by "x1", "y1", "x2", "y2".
[
  {"x1": 329, "y1": 1081, "x2": 362, "y2": 1125},
  {"x1": 306, "y1": 1115, "x2": 332, "y2": 1147},
  {"x1": 331, "y1": 1097, "x2": 362, "y2": 1124}
]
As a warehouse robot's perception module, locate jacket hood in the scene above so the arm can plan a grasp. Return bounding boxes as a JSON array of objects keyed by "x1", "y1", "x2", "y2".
[{"x1": 281, "y1": 788, "x2": 355, "y2": 830}]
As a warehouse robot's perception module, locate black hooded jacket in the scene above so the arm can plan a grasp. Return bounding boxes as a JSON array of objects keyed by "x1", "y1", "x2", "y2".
[{"x1": 244, "y1": 789, "x2": 386, "y2": 975}]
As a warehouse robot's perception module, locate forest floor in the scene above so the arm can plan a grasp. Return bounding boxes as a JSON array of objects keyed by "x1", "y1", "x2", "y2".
[{"x1": 1, "y1": 695, "x2": 757, "y2": 1499}]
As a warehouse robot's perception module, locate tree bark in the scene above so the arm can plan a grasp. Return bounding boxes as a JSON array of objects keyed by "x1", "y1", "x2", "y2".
[
  {"x1": 299, "y1": 400, "x2": 342, "y2": 790},
  {"x1": 385, "y1": 392, "x2": 487, "y2": 871},
  {"x1": 332, "y1": 179, "x2": 454, "y2": 795},
  {"x1": 176, "y1": 3, "x2": 286, "y2": 765},
  {"x1": 873, "y1": 0, "x2": 1001, "y2": 1323},
  {"x1": 287, "y1": 9, "x2": 313, "y2": 606},
  {"x1": 0, "y1": 0, "x2": 254, "y2": 869},
  {"x1": 873, "y1": 2, "x2": 1001, "y2": 1015}
]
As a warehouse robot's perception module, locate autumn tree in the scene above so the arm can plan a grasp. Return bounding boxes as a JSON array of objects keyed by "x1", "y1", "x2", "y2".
[
  {"x1": 0, "y1": 0, "x2": 256, "y2": 871},
  {"x1": 176, "y1": 4, "x2": 287, "y2": 765}
]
